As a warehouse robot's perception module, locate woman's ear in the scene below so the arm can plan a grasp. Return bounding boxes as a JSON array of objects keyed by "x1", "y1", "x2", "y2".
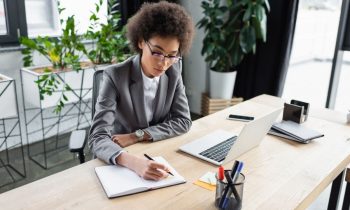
[{"x1": 138, "y1": 39, "x2": 144, "y2": 50}]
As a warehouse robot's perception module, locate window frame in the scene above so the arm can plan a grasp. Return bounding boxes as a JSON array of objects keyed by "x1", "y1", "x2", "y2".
[
  {"x1": 0, "y1": 0, "x2": 125, "y2": 46},
  {"x1": 0, "y1": 0, "x2": 27, "y2": 46}
]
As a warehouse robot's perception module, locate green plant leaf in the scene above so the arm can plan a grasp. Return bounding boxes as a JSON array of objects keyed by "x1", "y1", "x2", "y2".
[
  {"x1": 264, "y1": 0, "x2": 270, "y2": 12},
  {"x1": 255, "y1": 4, "x2": 264, "y2": 21},
  {"x1": 258, "y1": 14, "x2": 267, "y2": 42},
  {"x1": 252, "y1": 17, "x2": 262, "y2": 40},
  {"x1": 243, "y1": 5, "x2": 252, "y2": 21},
  {"x1": 231, "y1": 37, "x2": 242, "y2": 67},
  {"x1": 239, "y1": 25, "x2": 256, "y2": 53},
  {"x1": 63, "y1": 94, "x2": 68, "y2": 101}
]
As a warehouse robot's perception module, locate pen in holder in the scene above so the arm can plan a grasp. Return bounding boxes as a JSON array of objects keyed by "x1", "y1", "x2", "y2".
[{"x1": 215, "y1": 170, "x2": 245, "y2": 210}]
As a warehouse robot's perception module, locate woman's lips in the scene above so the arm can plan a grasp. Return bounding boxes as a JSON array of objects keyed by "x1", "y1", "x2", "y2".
[{"x1": 154, "y1": 68, "x2": 164, "y2": 72}]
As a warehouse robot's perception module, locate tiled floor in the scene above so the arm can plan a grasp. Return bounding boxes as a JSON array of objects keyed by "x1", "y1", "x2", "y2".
[{"x1": 0, "y1": 131, "x2": 92, "y2": 194}]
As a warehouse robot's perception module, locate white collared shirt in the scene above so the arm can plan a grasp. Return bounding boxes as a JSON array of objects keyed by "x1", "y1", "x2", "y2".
[{"x1": 141, "y1": 68, "x2": 160, "y2": 123}]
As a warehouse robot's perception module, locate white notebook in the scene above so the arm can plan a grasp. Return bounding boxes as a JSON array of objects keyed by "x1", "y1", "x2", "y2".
[{"x1": 95, "y1": 156, "x2": 186, "y2": 198}]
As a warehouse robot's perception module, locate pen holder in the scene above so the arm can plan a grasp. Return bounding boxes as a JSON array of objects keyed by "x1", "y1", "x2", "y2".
[{"x1": 215, "y1": 170, "x2": 245, "y2": 210}]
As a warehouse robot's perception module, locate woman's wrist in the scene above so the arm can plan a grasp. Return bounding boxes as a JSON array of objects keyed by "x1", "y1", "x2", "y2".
[
  {"x1": 116, "y1": 152, "x2": 138, "y2": 169},
  {"x1": 143, "y1": 131, "x2": 152, "y2": 141},
  {"x1": 116, "y1": 152, "x2": 130, "y2": 167}
]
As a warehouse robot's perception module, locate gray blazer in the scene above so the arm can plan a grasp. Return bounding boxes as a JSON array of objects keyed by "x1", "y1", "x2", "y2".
[{"x1": 88, "y1": 55, "x2": 192, "y2": 164}]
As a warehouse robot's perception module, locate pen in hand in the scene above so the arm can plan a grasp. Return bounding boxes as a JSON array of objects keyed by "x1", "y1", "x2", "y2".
[{"x1": 144, "y1": 154, "x2": 174, "y2": 176}]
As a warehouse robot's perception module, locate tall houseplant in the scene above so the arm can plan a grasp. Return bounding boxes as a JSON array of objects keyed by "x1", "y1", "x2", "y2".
[{"x1": 198, "y1": 0, "x2": 270, "y2": 99}]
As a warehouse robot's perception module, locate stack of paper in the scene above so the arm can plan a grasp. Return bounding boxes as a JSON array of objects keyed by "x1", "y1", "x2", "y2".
[
  {"x1": 269, "y1": 120, "x2": 324, "y2": 144},
  {"x1": 193, "y1": 172, "x2": 217, "y2": 191}
]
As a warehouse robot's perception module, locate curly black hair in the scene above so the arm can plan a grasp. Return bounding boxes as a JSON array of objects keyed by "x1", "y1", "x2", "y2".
[{"x1": 126, "y1": 1, "x2": 194, "y2": 55}]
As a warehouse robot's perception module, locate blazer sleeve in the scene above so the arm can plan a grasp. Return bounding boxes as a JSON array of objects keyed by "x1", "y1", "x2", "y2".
[
  {"x1": 88, "y1": 70, "x2": 123, "y2": 164},
  {"x1": 144, "y1": 66, "x2": 192, "y2": 141}
]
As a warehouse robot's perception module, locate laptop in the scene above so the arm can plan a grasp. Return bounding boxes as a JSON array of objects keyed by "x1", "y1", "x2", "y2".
[{"x1": 179, "y1": 108, "x2": 282, "y2": 165}]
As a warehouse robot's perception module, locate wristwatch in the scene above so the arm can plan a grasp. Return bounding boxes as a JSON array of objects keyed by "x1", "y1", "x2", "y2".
[{"x1": 135, "y1": 129, "x2": 144, "y2": 141}]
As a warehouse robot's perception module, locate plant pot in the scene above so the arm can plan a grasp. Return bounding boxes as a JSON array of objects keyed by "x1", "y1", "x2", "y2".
[
  {"x1": 0, "y1": 73, "x2": 18, "y2": 119},
  {"x1": 21, "y1": 63, "x2": 98, "y2": 109},
  {"x1": 209, "y1": 70, "x2": 237, "y2": 99},
  {"x1": 20, "y1": 63, "x2": 110, "y2": 169}
]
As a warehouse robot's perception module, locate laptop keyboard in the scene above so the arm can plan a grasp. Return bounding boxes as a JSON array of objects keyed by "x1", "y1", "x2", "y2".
[{"x1": 199, "y1": 136, "x2": 237, "y2": 162}]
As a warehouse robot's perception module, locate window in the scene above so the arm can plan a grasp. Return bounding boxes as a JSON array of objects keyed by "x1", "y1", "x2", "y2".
[
  {"x1": 25, "y1": 0, "x2": 60, "y2": 37},
  {"x1": 282, "y1": 0, "x2": 343, "y2": 109},
  {"x1": 0, "y1": 0, "x2": 108, "y2": 45},
  {"x1": 59, "y1": 0, "x2": 107, "y2": 35},
  {"x1": 0, "y1": 0, "x2": 27, "y2": 45},
  {"x1": 0, "y1": 0, "x2": 7, "y2": 35}
]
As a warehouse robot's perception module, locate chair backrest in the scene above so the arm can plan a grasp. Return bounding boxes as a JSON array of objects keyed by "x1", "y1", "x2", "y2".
[{"x1": 92, "y1": 69, "x2": 104, "y2": 118}]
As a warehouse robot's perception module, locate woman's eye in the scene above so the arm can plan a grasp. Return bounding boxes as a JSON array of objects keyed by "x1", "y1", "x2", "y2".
[{"x1": 153, "y1": 52, "x2": 164, "y2": 56}]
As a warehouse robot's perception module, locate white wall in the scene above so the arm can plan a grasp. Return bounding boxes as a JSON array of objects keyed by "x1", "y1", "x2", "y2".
[{"x1": 179, "y1": 0, "x2": 208, "y2": 115}]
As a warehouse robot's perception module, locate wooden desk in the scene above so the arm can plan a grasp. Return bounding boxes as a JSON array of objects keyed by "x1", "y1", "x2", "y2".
[{"x1": 0, "y1": 95, "x2": 349, "y2": 210}]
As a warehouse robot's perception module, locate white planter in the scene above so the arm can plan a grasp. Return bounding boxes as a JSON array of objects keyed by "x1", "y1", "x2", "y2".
[
  {"x1": 0, "y1": 73, "x2": 18, "y2": 119},
  {"x1": 20, "y1": 63, "x2": 110, "y2": 168},
  {"x1": 209, "y1": 70, "x2": 237, "y2": 99},
  {"x1": 21, "y1": 64, "x2": 99, "y2": 109},
  {"x1": 20, "y1": 63, "x2": 109, "y2": 142}
]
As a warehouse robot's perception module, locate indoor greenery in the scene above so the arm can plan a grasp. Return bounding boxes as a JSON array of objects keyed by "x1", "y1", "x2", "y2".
[
  {"x1": 20, "y1": 2, "x2": 86, "y2": 113},
  {"x1": 197, "y1": 0, "x2": 270, "y2": 72},
  {"x1": 20, "y1": 17, "x2": 85, "y2": 70},
  {"x1": 20, "y1": 0, "x2": 130, "y2": 113},
  {"x1": 85, "y1": 0, "x2": 131, "y2": 64}
]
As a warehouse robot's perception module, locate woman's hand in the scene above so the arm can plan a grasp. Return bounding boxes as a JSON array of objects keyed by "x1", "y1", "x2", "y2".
[
  {"x1": 116, "y1": 153, "x2": 169, "y2": 181},
  {"x1": 112, "y1": 134, "x2": 138, "y2": 147}
]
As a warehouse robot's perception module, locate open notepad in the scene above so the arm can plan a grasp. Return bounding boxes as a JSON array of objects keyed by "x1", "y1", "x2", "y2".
[{"x1": 95, "y1": 156, "x2": 186, "y2": 198}]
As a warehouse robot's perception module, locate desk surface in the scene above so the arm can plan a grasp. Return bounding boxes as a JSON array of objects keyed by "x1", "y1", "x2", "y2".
[{"x1": 1, "y1": 95, "x2": 349, "y2": 210}]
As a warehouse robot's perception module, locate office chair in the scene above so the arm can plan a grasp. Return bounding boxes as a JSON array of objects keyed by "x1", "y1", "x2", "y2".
[
  {"x1": 342, "y1": 167, "x2": 350, "y2": 210},
  {"x1": 91, "y1": 69, "x2": 104, "y2": 118},
  {"x1": 69, "y1": 69, "x2": 104, "y2": 164}
]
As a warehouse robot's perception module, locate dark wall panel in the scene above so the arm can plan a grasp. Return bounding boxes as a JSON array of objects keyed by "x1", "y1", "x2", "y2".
[{"x1": 341, "y1": 3, "x2": 350, "y2": 51}]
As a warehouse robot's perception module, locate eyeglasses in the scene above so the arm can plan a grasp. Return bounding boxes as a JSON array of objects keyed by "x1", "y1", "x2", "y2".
[{"x1": 145, "y1": 41, "x2": 182, "y2": 64}]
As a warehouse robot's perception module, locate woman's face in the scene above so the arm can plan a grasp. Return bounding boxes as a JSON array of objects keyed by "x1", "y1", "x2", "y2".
[{"x1": 138, "y1": 36, "x2": 180, "y2": 78}]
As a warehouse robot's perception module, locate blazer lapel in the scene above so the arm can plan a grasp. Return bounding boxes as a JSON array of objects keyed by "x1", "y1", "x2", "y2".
[
  {"x1": 130, "y1": 55, "x2": 148, "y2": 127},
  {"x1": 152, "y1": 73, "x2": 168, "y2": 123}
]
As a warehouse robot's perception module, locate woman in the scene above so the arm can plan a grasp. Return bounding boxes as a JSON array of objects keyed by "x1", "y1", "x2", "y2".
[{"x1": 89, "y1": 2, "x2": 194, "y2": 181}]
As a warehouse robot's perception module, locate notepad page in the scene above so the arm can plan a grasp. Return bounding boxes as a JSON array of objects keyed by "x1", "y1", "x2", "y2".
[
  {"x1": 140, "y1": 156, "x2": 186, "y2": 189},
  {"x1": 95, "y1": 165, "x2": 146, "y2": 197}
]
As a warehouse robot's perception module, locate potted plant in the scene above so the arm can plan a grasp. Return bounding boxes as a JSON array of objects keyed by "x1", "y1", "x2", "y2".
[
  {"x1": 20, "y1": 0, "x2": 130, "y2": 114},
  {"x1": 20, "y1": 8, "x2": 88, "y2": 113},
  {"x1": 197, "y1": 0, "x2": 270, "y2": 99},
  {"x1": 19, "y1": 3, "x2": 95, "y2": 168}
]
